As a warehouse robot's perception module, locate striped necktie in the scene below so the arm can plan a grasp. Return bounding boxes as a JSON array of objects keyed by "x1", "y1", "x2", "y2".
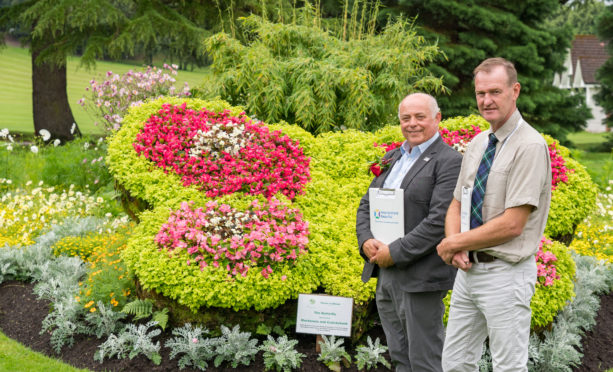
[{"x1": 470, "y1": 133, "x2": 499, "y2": 229}]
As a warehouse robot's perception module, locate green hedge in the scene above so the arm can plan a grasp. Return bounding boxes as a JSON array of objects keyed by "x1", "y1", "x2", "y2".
[{"x1": 107, "y1": 98, "x2": 589, "y2": 328}]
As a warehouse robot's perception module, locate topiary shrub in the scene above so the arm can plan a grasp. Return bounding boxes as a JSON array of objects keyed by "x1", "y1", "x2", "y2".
[
  {"x1": 530, "y1": 238, "x2": 576, "y2": 330},
  {"x1": 542, "y1": 135, "x2": 598, "y2": 243}
]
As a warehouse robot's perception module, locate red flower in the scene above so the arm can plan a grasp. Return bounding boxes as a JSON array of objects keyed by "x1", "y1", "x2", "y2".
[{"x1": 369, "y1": 158, "x2": 392, "y2": 177}]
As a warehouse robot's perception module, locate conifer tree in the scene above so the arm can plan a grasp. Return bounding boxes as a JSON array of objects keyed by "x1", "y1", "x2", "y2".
[
  {"x1": 388, "y1": 0, "x2": 591, "y2": 140},
  {"x1": 595, "y1": 2, "x2": 613, "y2": 129}
]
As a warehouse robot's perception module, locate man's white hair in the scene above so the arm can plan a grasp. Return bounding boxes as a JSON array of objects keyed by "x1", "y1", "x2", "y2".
[{"x1": 398, "y1": 93, "x2": 440, "y2": 119}]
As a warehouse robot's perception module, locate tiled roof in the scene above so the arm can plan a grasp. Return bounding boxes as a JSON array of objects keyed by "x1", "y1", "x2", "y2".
[{"x1": 571, "y1": 35, "x2": 608, "y2": 84}]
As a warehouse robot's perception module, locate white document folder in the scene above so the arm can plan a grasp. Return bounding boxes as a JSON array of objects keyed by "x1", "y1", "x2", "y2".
[{"x1": 368, "y1": 188, "x2": 404, "y2": 244}]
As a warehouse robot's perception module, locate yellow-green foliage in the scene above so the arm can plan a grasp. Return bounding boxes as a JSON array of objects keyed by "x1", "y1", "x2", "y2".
[
  {"x1": 107, "y1": 98, "x2": 591, "y2": 315},
  {"x1": 437, "y1": 114, "x2": 490, "y2": 132},
  {"x1": 52, "y1": 233, "x2": 109, "y2": 261},
  {"x1": 530, "y1": 240, "x2": 576, "y2": 329},
  {"x1": 543, "y1": 135, "x2": 599, "y2": 238}
]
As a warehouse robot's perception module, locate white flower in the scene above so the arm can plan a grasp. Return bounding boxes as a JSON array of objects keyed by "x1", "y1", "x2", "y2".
[
  {"x1": 30, "y1": 145, "x2": 39, "y2": 154},
  {"x1": 38, "y1": 129, "x2": 51, "y2": 141},
  {"x1": 83, "y1": 142, "x2": 90, "y2": 150},
  {"x1": 0, "y1": 128, "x2": 8, "y2": 138},
  {"x1": 53, "y1": 139, "x2": 61, "y2": 147},
  {"x1": 6, "y1": 144, "x2": 12, "y2": 151}
]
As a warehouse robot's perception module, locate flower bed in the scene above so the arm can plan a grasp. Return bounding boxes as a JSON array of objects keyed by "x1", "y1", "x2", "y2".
[
  {"x1": 107, "y1": 97, "x2": 594, "y2": 332},
  {"x1": 132, "y1": 103, "x2": 310, "y2": 199},
  {"x1": 155, "y1": 199, "x2": 309, "y2": 278}
]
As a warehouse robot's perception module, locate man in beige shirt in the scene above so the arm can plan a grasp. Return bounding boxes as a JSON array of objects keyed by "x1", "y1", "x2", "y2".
[{"x1": 437, "y1": 58, "x2": 551, "y2": 371}]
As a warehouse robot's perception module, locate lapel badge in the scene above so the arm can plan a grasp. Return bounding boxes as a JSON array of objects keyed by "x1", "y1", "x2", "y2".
[{"x1": 424, "y1": 157, "x2": 431, "y2": 162}]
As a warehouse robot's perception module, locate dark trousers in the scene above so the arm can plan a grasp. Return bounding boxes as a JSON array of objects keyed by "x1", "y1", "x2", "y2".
[{"x1": 376, "y1": 279, "x2": 447, "y2": 372}]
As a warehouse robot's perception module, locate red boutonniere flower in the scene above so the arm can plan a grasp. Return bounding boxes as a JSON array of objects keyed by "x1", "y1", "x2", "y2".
[
  {"x1": 368, "y1": 141, "x2": 401, "y2": 177},
  {"x1": 369, "y1": 158, "x2": 392, "y2": 177}
]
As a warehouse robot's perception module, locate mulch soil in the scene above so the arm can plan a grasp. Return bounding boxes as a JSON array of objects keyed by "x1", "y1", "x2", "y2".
[
  {"x1": 1, "y1": 280, "x2": 611, "y2": 372},
  {"x1": 0, "y1": 280, "x2": 391, "y2": 372}
]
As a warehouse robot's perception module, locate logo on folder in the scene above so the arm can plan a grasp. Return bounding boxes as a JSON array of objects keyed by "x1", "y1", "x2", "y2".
[{"x1": 373, "y1": 209, "x2": 381, "y2": 219}]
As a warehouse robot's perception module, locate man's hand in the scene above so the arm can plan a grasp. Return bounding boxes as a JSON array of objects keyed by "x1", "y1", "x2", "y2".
[
  {"x1": 362, "y1": 238, "x2": 381, "y2": 260},
  {"x1": 437, "y1": 234, "x2": 461, "y2": 264},
  {"x1": 370, "y1": 243, "x2": 394, "y2": 268},
  {"x1": 451, "y1": 251, "x2": 472, "y2": 272}
]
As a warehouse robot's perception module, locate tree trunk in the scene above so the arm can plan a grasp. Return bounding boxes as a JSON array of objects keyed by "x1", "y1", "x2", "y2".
[{"x1": 31, "y1": 36, "x2": 81, "y2": 143}]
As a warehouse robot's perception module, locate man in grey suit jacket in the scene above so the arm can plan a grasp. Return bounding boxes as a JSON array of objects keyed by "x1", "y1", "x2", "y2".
[{"x1": 356, "y1": 93, "x2": 462, "y2": 372}]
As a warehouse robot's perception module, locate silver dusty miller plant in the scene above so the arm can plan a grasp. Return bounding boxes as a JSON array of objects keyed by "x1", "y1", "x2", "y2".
[
  {"x1": 317, "y1": 335, "x2": 352, "y2": 372},
  {"x1": 260, "y1": 334, "x2": 305, "y2": 372},
  {"x1": 84, "y1": 301, "x2": 127, "y2": 339},
  {"x1": 164, "y1": 323, "x2": 216, "y2": 371},
  {"x1": 213, "y1": 324, "x2": 259, "y2": 368},
  {"x1": 355, "y1": 336, "x2": 391, "y2": 370},
  {"x1": 94, "y1": 321, "x2": 162, "y2": 365}
]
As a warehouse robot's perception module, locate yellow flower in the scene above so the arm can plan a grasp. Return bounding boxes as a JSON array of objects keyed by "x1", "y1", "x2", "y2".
[
  {"x1": 84, "y1": 300, "x2": 95, "y2": 308},
  {"x1": 90, "y1": 307, "x2": 96, "y2": 313},
  {"x1": 111, "y1": 298, "x2": 118, "y2": 307}
]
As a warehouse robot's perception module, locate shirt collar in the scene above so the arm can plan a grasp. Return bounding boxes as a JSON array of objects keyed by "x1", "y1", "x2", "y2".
[
  {"x1": 400, "y1": 131, "x2": 439, "y2": 156},
  {"x1": 489, "y1": 109, "x2": 521, "y2": 142}
]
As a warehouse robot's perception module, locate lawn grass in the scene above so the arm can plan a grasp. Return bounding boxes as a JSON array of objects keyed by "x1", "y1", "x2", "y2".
[
  {"x1": 568, "y1": 131, "x2": 610, "y2": 151},
  {"x1": 571, "y1": 150, "x2": 613, "y2": 190},
  {"x1": 0, "y1": 331, "x2": 90, "y2": 372},
  {"x1": 0, "y1": 45, "x2": 210, "y2": 135}
]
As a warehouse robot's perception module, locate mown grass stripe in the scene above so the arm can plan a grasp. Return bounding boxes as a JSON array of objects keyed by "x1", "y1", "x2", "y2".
[{"x1": 0, "y1": 45, "x2": 210, "y2": 135}]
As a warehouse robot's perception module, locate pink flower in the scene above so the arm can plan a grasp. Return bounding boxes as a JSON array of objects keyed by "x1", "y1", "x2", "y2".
[
  {"x1": 535, "y1": 236, "x2": 560, "y2": 287},
  {"x1": 156, "y1": 199, "x2": 309, "y2": 278}
]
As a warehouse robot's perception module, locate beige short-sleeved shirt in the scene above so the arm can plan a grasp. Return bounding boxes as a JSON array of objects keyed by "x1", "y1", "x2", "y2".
[{"x1": 453, "y1": 110, "x2": 552, "y2": 263}]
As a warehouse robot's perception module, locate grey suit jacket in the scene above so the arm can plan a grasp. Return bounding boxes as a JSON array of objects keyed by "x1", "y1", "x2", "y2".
[{"x1": 356, "y1": 136, "x2": 462, "y2": 292}]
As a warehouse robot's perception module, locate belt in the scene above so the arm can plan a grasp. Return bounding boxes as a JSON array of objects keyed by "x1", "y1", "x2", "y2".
[{"x1": 468, "y1": 251, "x2": 497, "y2": 263}]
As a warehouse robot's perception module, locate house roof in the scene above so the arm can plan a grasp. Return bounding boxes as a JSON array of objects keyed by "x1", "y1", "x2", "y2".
[{"x1": 571, "y1": 35, "x2": 608, "y2": 84}]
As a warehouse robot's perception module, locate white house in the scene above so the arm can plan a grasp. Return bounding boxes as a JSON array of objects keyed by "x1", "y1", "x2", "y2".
[{"x1": 553, "y1": 35, "x2": 609, "y2": 133}]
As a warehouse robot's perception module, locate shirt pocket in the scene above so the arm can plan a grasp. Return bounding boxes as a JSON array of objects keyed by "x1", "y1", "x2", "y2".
[{"x1": 483, "y1": 169, "x2": 508, "y2": 219}]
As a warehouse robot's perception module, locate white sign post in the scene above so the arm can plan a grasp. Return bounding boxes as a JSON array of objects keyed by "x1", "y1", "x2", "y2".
[{"x1": 296, "y1": 294, "x2": 353, "y2": 338}]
